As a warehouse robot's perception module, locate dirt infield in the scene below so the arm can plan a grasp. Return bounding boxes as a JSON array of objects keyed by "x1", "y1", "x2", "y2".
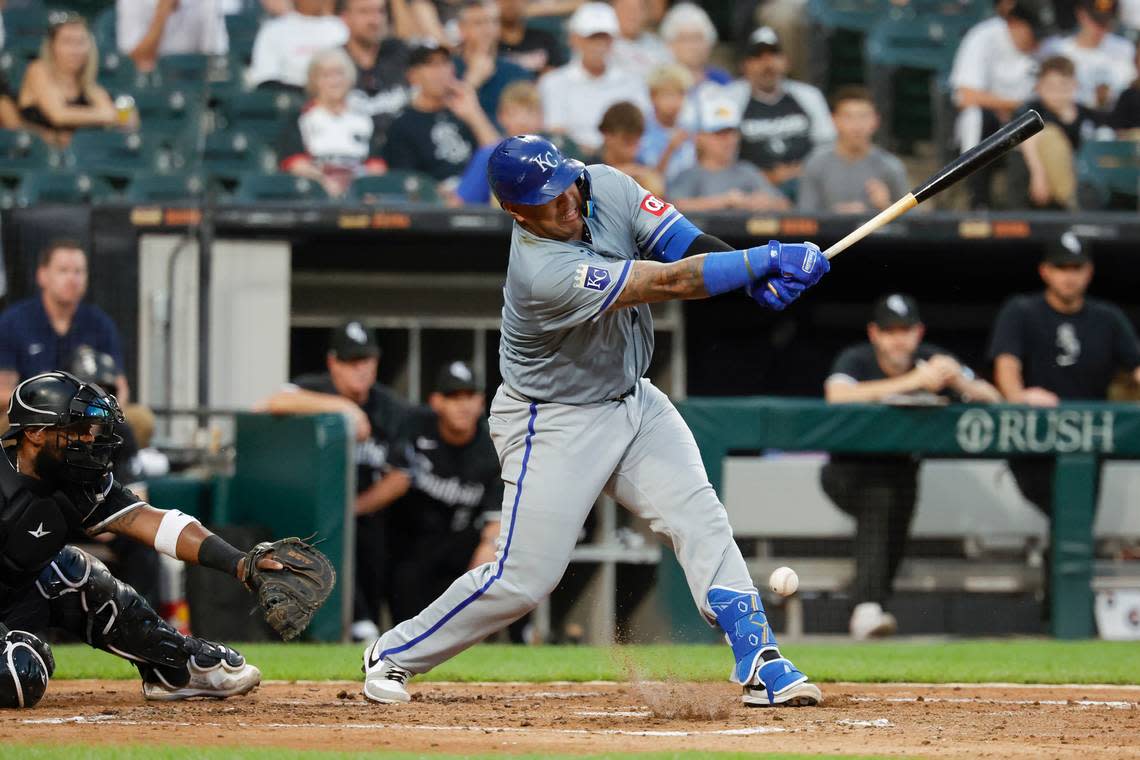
[{"x1": 6, "y1": 680, "x2": 1139, "y2": 758}]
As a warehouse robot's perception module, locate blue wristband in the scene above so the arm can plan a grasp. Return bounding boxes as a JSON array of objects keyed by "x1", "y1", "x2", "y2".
[{"x1": 702, "y1": 248, "x2": 767, "y2": 296}]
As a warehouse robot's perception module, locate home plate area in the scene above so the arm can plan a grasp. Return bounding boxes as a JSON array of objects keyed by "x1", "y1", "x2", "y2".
[{"x1": 6, "y1": 681, "x2": 1139, "y2": 758}]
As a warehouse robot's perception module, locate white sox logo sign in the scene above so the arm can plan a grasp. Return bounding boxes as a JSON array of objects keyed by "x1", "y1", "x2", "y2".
[
  {"x1": 532, "y1": 151, "x2": 558, "y2": 172},
  {"x1": 640, "y1": 194, "x2": 669, "y2": 216}
]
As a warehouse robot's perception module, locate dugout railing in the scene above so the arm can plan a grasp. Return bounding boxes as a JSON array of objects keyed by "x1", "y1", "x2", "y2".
[{"x1": 670, "y1": 397, "x2": 1140, "y2": 640}]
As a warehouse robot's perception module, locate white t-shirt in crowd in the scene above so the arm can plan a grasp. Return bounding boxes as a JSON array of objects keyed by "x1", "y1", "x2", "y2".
[
  {"x1": 1040, "y1": 33, "x2": 1137, "y2": 109},
  {"x1": 537, "y1": 58, "x2": 652, "y2": 150},
  {"x1": 610, "y1": 32, "x2": 672, "y2": 82},
  {"x1": 117, "y1": 0, "x2": 229, "y2": 57},
  {"x1": 949, "y1": 16, "x2": 1038, "y2": 103},
  {"x1": 247, "y1": 12, "x2": 349, "y2": 89}
]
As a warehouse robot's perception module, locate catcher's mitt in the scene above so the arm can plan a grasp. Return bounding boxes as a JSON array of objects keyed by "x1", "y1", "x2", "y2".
[{"x1": 240, "y1": 538, "x2": 335, "y2": 641}]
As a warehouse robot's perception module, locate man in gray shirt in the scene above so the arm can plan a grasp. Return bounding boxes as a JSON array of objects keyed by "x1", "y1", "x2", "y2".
[
  {"x1": 363, "y1": 135, "x2": 830, "y2": 709},
  {"x1": 797, "y1": 86, "x2": 909, "y2": 214},
  {"x1": 669, "y1": 91, "x2": 790, "y2": 212}
]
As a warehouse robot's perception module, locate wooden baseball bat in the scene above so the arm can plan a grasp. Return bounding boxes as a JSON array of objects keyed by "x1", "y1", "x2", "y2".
[{"x1": 767, "y1": 109, "x2": 1045, "y2": 296}]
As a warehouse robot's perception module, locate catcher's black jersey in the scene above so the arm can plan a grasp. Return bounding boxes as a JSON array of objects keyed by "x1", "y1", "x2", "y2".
[{"x1": 0, "y1": 455, "x2": 146, "y2": 597}]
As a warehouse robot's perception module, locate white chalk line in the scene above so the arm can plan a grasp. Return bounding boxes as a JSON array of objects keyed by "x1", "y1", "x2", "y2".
[
  {"x1": 837, "y1": 718, "x2": 894, "y2": 728},
  {"x1": 849, "y1": 696, "x2": 1136, "y2": 709},
  {"x1": 21, "y1": 714, "x2": 786, "y2": 738}
]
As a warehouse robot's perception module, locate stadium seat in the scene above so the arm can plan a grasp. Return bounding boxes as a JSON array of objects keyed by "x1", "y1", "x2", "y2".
[
  {"x1": 15, "y1": 170, "x2": 114, "y2": 206},
  {"x1": 92, "y1": 7, "x2": 117, "y2": 54},
  {"x1": 156, "y1": 53, "x2": 212, "y2": 89},
  {"x1": 214, "y1": 89, "x2": 303, "y2": 139},
  {"x1": 64, "y1": 129, "x2": 165, "y2": 184},
  {"x1": 233, "y1": 172, "x2": 330, "y2": 203},
  {"x1": 200, "y1": 130, "x2": 275, "y2": 186},
  {"x1": 225, "y1": 12, "x2": 261, "y2": 66},
  {"x1": 0, "y1": 129, "x2": 55, "y2": 186},
  {"x1": 1076, "y1": 140, "x2": 1140, "y2": 210},
  {"x1": 124, "y1": 172, "x2": 208, "y2": 203},
  {"x1": 346, "y1": 171, "x2": 441, "y2": 205},
  {"x1": 2, "y1": 7, "x2": 49, "y2": 44},
  {"x1": 133, "y1": 89, "x2": 206, "y2": 149},
  {"x1": 864, "y1": 13, "x2": 977, "y2": 151},
  {"x1": 98, "y1": 51, "x2": 155, "y2": 93},
  {"x1": 807, "y1": 0, "x2": 894, "y2": 89},
  {"x1": 807, "y1": 0, "x2": 888, "y2": 33}
]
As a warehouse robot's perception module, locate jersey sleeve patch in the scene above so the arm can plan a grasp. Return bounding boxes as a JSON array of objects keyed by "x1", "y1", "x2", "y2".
[
  {"x1": 640, "y1": 193, "x2": 671, "y2": 216},
  {"x1": 575, "y1": 263, "x2": 614, "y2": 292}
]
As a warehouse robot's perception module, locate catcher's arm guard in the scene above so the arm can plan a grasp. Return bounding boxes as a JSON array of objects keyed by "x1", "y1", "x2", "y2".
[{"x1": 240, "y1": 537, "x2": 336, "y2": 641}]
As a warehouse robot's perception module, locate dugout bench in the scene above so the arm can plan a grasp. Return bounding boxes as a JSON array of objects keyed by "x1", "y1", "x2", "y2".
[{"x1": 671, "y1": 398, "x2": 1140, "y2": 640}]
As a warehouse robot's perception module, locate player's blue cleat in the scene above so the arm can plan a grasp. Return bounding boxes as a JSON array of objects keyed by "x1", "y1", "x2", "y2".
[{"x1": 707, "y1": 586, "x2": 822, "y2": 707}]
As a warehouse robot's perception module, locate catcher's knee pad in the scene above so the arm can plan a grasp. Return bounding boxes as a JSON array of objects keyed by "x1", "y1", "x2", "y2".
[
  {"x1": 36, "y1": 546, "x2": 186, "y2": 671},
  {"x1": 0, "y1": 628, "x2": 55, "y2": 708}
]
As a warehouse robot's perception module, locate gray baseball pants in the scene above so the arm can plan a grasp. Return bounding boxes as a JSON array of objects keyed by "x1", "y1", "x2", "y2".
[{"x1": 373, "y1": 378, "x2": 756, "y2": 672}]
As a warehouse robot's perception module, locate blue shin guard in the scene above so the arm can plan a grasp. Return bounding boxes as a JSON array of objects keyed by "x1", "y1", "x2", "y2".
[{"x1": 707, "y1": 586, "x2": 779, "y2": 685}]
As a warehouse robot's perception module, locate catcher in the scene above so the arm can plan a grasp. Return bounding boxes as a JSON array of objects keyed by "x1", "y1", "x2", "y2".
[{"x1": 0, "y1": 371, "x2": 334, "y2": 708}]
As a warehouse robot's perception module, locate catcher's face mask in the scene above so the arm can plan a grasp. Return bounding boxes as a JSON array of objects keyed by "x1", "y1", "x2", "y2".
[{"x1": 39, "y1": 390, "x2": 124, "y2": 484}]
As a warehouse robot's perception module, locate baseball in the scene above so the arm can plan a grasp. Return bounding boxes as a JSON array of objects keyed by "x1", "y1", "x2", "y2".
[{"x1": 768, "y1": 566, "x2": 799, "y2": 597}]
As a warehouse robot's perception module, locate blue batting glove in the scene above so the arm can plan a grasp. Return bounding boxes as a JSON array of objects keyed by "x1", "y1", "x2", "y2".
[
  {"x1": 762, "y1": 240, "x2": 830, "y2": 287},
  {"x1": 748, "y1": 277, "x2": 805, "y2": 311}
]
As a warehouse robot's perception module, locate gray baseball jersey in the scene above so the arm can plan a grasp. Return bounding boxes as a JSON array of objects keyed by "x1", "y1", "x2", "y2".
[{"x1": 499, "y1": 164, "x2": 681, "y2": 404}]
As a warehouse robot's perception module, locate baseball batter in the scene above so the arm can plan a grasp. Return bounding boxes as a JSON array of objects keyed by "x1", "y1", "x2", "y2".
[{"x1": 364, "y1": 135, "x2": 829, "y2": 707}]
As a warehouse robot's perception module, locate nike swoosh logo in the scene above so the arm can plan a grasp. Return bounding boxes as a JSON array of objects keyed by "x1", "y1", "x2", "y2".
[{"x1": 366, "y1": 641, "x2": 381, "y2": 669}]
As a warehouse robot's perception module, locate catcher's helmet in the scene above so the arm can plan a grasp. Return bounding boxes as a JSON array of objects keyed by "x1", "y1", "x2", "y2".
[
  {"x1": 4, "y1": 371, "x2": 124, "y2": 484},
  {"x1": 68, "y1": 345, "x2": 120, "y2": 391},
  {"x1": 487, "y1": 135, "x2": 587, "y2": 206}
]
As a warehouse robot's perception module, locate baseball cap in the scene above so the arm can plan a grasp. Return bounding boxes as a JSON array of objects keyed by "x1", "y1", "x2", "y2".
[
  {"x1": 1043, "y1": 230, "x2": 1091, "y2": 265},
  {"x1": 329, "y1": 320, "x2": 380, "y2": 360},
  {"x1": 434, "y1": 360, "x2": 480, "y2": 395},
  {"x1": 745, "y1": 26, "x2": 782, "y2": 57},
  {"x1": 696, "y1": 91, "x2": 742, "y2": 132},
  {"x1": 871, "y1": 294, "x2": 922, "y2": 328},
  {"x1": 567, "y1": 2, "x2": 619, "y2": 37},
  {"x1": 1079, "y1": 0, "x2": 1118, "y2": 25},
  {"x1": 1007, "y1": 0, "x2": 1055, "y2": 38},
  {"x1": 408, "y1": 41, "x2": 451, "y2": 67}
]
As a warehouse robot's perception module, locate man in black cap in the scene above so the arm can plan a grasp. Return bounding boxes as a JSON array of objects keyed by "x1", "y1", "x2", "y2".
[
  {"x1": 260, "y1": 320, "x2": 409, "y2": 641},
  {"x1": 734, "y1": 26, "x2": 834, "y2": 191},
  {"x1": 823, "y1": 295, "x2": 1001, "y2": 639},
  {"x1": 384, "y1": 361, "x2": 504, "y2": 623},
  {"x1": 381, "y1": 41, "x2": 501, "y2": 186},
  {"x1": 989, "y1": 233, "x2": 1140, "y2": 516}
]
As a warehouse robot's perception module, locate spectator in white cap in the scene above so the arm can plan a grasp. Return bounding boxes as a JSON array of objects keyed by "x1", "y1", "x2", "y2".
[
  {"x1": 659, "y1": 2, "x2": 730, "y2": 88},
  {"x1": 537, "y1": 1, "x2": 651, "y2": 151},
  {"x1": 610, "y1": 0, "x2": 673, "y2": 81},
  {"x1": 668, "y1": 88, "x2": 789, "y2": 212}
]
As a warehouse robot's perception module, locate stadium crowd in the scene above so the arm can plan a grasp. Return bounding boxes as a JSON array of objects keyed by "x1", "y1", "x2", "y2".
[
  {"x1": 0, "y1": 0, "x2": 1138, "y2": 642},
  {"x1": 0, "y1": 0, "x2": 1134, "y2": 208}
]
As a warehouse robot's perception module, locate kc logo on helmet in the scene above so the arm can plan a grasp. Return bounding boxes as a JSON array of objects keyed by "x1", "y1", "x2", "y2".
[
  {"x1": 640, "y1": 194, "x2": 670, "y2": 216},
  {"x1": 531, "y1": 151, "x2": 558, "y2": 171}
]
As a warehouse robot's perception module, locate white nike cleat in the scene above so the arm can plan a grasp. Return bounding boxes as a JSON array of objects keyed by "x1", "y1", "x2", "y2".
[
  {"x1": 362, "y1": 640, "x2": 412, "y2": 704},
  {"x1": 142, "y1": 644, "x2": 261, "y2": 701},
  {"x1": 849, "y1": 601, "x2": 898, "y2": 640}
]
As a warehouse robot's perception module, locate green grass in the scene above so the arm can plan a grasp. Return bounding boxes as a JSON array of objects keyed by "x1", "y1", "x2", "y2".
[
  {"x1": 49, "y1": 640, "x2": 1140, "y2": 684},
  {"x1": 6, "y1": 749, "x2": 890, "y2": 760}
]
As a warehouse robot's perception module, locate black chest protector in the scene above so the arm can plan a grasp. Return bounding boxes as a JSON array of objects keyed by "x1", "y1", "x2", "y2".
[{"x1": 0, "y1": 461, "x2": 86, "y2": 593}]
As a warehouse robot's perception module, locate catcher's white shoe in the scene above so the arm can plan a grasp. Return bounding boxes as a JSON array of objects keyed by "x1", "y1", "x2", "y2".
[
  {"x1": 363, "y1": 640, "x2": 412, "y2": 704},
  {"x1": 142, "y1": 641, "x2": 261, "y2": 701}
]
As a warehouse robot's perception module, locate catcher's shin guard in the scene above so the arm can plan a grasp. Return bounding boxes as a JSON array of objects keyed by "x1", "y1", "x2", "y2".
[{"x1": 36, "y1": 546, "x2": 260, "y2": 700}]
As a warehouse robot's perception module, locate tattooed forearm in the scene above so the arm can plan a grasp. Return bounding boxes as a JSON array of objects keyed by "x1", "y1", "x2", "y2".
[{"x1": 609, "y1": 257, "x2": 709, "y2": 311}]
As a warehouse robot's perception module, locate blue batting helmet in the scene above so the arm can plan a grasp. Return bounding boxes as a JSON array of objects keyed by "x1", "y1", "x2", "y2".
[{"x1": 486, "y1": 135, "x2": 586, "y2": 205}]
